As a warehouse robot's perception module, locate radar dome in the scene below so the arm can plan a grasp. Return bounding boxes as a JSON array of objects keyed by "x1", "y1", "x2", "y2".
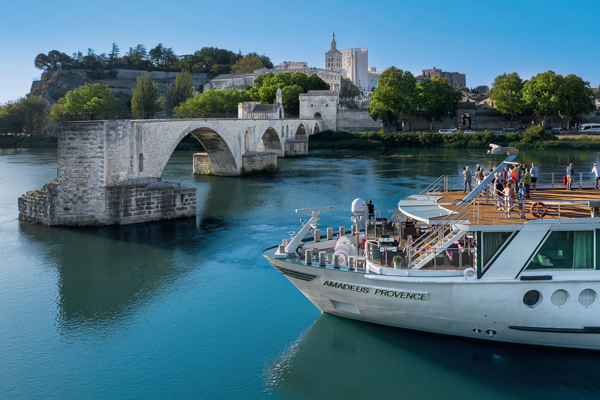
[{"x1": 351, "y1": 198, "x2": 367, "y2": 217}]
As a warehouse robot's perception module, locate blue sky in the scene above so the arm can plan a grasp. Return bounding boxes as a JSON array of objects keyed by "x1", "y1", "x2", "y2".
[{"x1": 1, "y1": 0, "x2": 598, "y2": 104}]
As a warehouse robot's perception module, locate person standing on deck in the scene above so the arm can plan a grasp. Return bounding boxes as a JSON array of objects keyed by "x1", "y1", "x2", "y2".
[
  {"x1": 474, "y1": 167, "x2": 484, "y2": 186},
  {"x1": 517, "y1": 182, "x2": 527, "y2": 219},
  {"x1": 521, "y1": 168, "x2": 532, "y2": 199},
  {"x1": 592, "y1": 164, "x2": 600, "y2": 189},
  {"x1": 566, "y1": 163, "x2": 575, "y2": 190},
  {"x1": 531, "y1": 163, "x2": 539, "y2": 190},
  {"x1": 463, "y1": 166, "x2": 472, "y2": 192},
  {"x1": 495, "y1": 173, "x2": 504, "y2": 210},
  {"x1": 503, "y1": 182, "x2": 515, "y2": 218},
  {"x1": 367, "y1": 200, "x2": 375, "y2": 224}
]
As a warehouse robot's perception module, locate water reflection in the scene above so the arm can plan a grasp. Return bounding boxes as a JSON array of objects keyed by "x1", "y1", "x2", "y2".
[
  {"x1": 18, "y1": 217, "x2": 218, "y2": 328},
  {"x1": 265, "y1": 314, "x2": 600, "y2": 399}
]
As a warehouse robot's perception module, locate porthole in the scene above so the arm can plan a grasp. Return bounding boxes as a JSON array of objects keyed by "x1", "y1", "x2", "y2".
[
  {"x1": 523, "y1": 290, "x2": 543, "y2": 309},
  {"x1": 551, "y1": 289, "x2": 569, "y2": 308},
  {"x1": 579, "y1": 289, "x2": 597, "y2": 308}
]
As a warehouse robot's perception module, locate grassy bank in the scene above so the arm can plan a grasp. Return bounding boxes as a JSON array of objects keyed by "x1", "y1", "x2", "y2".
[
  {"x1": 0, "y1": 135, "x2": 58, "y2": 149},
  {"x1": 309, "y1": 129, "x2": 600, "y2": 151}
]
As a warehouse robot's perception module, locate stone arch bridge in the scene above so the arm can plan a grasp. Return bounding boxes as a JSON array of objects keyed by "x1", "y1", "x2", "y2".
[{"x1": 18, "y1": 117, "x2": 322, "y2": 226}]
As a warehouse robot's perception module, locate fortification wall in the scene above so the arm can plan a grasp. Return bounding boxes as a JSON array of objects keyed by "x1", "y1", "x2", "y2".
[{"x1": 336, "y1": 110, "x2": 382, "y2": 131}]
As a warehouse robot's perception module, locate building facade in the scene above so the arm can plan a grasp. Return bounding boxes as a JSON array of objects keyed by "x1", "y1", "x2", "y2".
[
  {"x1": 416, "y1": 67, "x2": 466, "y2": 88},
  {"x1": 325, "y1": 33, "x2": 342, "y2": 72},
  {"x1": 341, "y1": 48, "x2": 369, "y2": 92}
]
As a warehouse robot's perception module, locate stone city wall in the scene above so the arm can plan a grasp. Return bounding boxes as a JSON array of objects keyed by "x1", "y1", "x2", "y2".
[{"x1": 336, "y1": 109, "x2": 382, "y2": 131}]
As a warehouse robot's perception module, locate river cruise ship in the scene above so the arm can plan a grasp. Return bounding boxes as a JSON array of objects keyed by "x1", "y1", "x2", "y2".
[{"x1": 263, "y1": 144, "x2": 600, "y2": 350}]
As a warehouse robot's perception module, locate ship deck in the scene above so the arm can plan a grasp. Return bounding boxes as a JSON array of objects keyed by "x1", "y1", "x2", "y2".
[{"x1": 429, "y1": 186, "x2": 600, "y2": 225}]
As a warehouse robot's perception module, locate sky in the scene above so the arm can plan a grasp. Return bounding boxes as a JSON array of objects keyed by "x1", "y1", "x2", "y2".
[{"x1": 1, "y1": 0, "x2": 599, "y2": 104}]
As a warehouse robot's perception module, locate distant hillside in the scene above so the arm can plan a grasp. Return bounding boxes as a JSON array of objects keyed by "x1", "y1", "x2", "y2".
[{"x1": 30, "y1": 69, "x2": 211, "y2": 106}]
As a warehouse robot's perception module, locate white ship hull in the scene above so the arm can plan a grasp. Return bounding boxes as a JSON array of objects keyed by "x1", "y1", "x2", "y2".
[{"x1": 265, "y1": 254, "x2": 600, "y2": 350}]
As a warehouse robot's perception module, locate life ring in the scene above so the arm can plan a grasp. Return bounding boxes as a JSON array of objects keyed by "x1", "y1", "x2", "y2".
[
  {"x1": 419, "y1": 244, "x2": 432, "y2": 256},
  {"x1": 530, "y1": 202, "x2": 547, "y2": 218}
]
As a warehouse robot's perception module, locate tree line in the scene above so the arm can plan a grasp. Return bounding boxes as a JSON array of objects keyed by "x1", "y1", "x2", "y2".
[
  {"x1": 489, "y1": 71, "x2": 596, "y2": 129},
  {"x1": 34, "y1": 44, "x2": 274, "y2": 75},
  {"x1": 368, "y1": 67, "x2": 462, "y2": 130},
  {"x1": 0, "y1": 70, "x2": 331, "y2": 133},
  {"x1": 369, "y1": 68, "x2": 597, "y2": 130}
]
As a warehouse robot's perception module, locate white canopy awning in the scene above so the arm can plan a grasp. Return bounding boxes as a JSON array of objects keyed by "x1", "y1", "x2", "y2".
[{"x1": 398, "y1": 195, "x2": 456, "y2": 224}]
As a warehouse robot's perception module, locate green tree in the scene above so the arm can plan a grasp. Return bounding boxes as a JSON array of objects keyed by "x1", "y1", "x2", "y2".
[
  {"x1": 34, "y1": 50, "x2": 73, "y2": 71},
  {"x1": 49, "y1": 83, "x2": 121, "y2": 121},
  {"x1": 281, "y1": 85, "x2": 304, "y2": 116},
  {"x1": 131, "y1": 74, "x2": 163, "y2": 118},
  {"x1": 108, "y1": 43, "x2": 120, "y2": 68},
  {"x1": 522, "y1": 70, "x2": 563, "y2": 128},
  {"x1": 556, "y1": 74, "x2": 596, "y2": 130},
  {"x1": 173, "y1": 88, "x2": 252, "y2": 116},
  {"x1": 247, "y1": 72, "x2": 329, "y2": 115},
  {"x1": 416, "y1": 77, "x2": 462, "y2": 131},
  {"x1": 368, "y1": 67, "x2": 418, "y2": 128},
  {"x1": 182, "y1": 47, "x2": 240, "y2": 74},
  {"x1": 165, "y1": 70, "x2": 195, "y2": 114},
  {"x1": 0, "y1": 96, "x2": 49, "y2": 134},
  {"x1": 489, "y1": 72, "x2": 526, "y2": 127},
  {"x1": 340, "y1": 78, "x2": 361, "y2": 98},
  {"x1": 231, "y1": 54, "x2": 265, "y2": 73}
]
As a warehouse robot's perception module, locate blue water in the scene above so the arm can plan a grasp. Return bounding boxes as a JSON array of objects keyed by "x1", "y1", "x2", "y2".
[{"x1": 2, "y1": 147, "x2": 600, "y2": 399}]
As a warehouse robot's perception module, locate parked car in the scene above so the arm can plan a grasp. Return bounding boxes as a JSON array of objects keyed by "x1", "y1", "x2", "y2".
[
  {"x1": 502, "y1": 127, "x2": 517, "y2": 132},
  {"x1": 551, "y1": 127, "x2": 562, "y2": 132},
  {"x1": 438, "y1": 128, "x2": 458, "y2": 134},
  {"x1": 463, "y1": 130, "x2": 476, "y2": 134}
]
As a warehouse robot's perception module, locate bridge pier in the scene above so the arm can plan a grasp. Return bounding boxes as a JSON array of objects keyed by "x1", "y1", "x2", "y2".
[{"x1": 18, "y1": 116, "x2": 320, "y2": 226}]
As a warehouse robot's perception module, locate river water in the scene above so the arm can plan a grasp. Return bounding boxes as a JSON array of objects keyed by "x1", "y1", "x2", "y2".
[{"x1": 2, "y1": 147, "x2": 600, "y2": 399}]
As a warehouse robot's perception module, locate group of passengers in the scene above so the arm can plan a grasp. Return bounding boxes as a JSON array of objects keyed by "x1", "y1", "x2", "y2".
[{"x1": 463, "y1": 163, "x2": 540, "y2": 219}]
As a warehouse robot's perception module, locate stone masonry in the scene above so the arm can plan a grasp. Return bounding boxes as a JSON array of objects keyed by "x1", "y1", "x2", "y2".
[
  {"x1": 19, "y1": 116, "x2": 321, "y2": 226},
  {"x1": 241, "y1": 151, "x2": 277, "y2": 172},
  {"x1": 105, "y1": 178, "x2": 196, "y2": 225}
]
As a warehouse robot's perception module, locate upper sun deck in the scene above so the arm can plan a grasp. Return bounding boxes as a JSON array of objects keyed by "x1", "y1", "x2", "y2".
[{"x1": 419, "y1": 186, "x2": 600, "y2": 226}]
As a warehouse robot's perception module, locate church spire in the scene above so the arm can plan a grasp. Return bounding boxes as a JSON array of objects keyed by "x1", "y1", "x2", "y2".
[{"x1": 331, "y1": 32, "x2": 337, "y2": 51}]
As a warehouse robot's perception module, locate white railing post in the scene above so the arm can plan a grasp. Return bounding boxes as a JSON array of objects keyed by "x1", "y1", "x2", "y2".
[{"x1": 552, "y1": 173, "x2": 554, "y2": 189}]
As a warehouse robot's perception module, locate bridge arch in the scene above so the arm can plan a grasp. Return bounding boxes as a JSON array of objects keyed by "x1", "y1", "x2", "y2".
[
  {"x1": 314, "y1": 123, "x2": 320, "y2": 134},
  {"x1": 294, "y1": 124, "x2": 307, "y2": 140},
  {"x1": 160, "y1": 122, "x2": 238, "y2": 176},
  {"x1": 258, "y1": 127, "x2": 284, "y2": 157}
]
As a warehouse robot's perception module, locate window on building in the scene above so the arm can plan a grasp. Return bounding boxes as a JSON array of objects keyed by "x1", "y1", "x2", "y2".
[
  {"x1": 526, "y1": 230, "x2": 594, "y2": 270},
  {"x1": 138, "y1": 153, "x2": 144, "y2": 173}
]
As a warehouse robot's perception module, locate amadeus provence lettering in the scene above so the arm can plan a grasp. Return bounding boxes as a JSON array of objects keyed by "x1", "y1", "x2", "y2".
[{"x1": 322, "y1": 280, "x2": 428, "y2": 301}]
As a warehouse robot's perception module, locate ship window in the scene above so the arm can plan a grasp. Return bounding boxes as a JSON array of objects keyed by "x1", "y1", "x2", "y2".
[
  {"x1": 526, "y1": 230, "x2": 594, "y2": 270},
  {"x1": 482, "y1": 231, "x2": 513, "y2": 272}
]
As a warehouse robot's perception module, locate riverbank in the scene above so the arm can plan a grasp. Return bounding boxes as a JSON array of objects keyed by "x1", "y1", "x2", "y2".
[
  {"x1": 0, "y1": 135, "x2": 58, "y2": 148},
  {"x1": 309, "y1": 129, "x2": 600, "y2": 151}
]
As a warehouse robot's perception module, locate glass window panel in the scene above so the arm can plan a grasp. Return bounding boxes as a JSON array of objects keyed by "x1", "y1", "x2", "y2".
[
  {"x1": 526, "y1": 231, "x2": 594, "y2": 270},
  {"x1": 482, "y1": 232, "x2": 512, "y2": 271}
]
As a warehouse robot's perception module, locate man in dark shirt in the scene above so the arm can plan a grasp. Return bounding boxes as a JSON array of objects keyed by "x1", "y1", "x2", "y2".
[{"x1": 367, "y1": 200, "x2": 375, "y2": 224}]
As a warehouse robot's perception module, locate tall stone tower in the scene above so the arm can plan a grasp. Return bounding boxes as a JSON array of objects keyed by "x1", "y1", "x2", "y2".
[{"x1": 325, "y1": 33, "x2": 342, "y2": 72}]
